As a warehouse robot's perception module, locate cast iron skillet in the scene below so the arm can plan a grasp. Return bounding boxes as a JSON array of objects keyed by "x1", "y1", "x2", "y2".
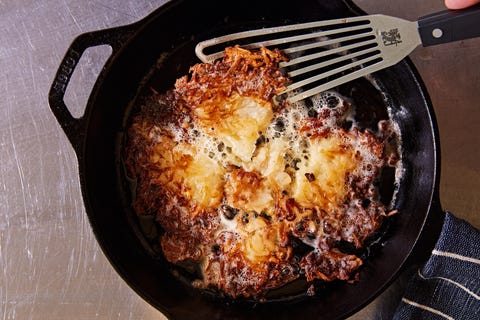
[{"x1": 48, "y1": 0, "x2": 445, "y2": 318}]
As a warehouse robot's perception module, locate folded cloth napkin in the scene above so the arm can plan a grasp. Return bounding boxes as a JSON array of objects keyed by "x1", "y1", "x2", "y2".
[{"x1": 393, "y1": 211, "x2": 480, "y2": 320}]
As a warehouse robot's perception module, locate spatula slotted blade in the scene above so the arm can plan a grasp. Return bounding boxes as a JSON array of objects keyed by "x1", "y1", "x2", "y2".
[{"x1": 196, "y1": 15, "x2": 421, "y2": 103}]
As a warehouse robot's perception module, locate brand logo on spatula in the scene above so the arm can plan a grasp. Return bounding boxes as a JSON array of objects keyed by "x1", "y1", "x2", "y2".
[{"x1": 381, "y1": 28, "x2": 403, "y2": 46}]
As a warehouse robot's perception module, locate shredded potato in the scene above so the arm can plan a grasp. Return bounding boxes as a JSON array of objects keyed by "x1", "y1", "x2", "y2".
[{"x1": 124, "y1": 46, "x2": 399, "y2": 299}]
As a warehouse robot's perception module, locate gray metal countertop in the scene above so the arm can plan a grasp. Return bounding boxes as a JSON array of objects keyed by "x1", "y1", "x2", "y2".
[{"x1": 1, "y1": 1, "x2": 479, "y2": 319}]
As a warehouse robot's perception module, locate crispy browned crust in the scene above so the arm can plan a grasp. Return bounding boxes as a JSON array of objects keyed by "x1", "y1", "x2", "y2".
[
  {"x1": 175, "y1": 46, "x2": 289, "y2": 106},
  {"x1": 124, "y1": 46, "x2": 397, "y2": 300}
]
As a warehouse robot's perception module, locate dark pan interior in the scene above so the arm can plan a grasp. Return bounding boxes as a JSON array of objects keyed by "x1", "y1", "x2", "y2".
[{"x1": 75, "y1": 0, "x2": 441, "y2": 319}]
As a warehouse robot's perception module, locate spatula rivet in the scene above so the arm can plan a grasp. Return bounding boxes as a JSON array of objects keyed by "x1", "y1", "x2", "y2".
[{"x1": 432, "y1": 28, "x2": 443, "y2": 38}]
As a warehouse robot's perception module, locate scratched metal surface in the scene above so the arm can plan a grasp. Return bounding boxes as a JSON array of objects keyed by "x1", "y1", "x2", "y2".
[{"x1": 0, "y1": 0, "x2": 478, "y2": 319}]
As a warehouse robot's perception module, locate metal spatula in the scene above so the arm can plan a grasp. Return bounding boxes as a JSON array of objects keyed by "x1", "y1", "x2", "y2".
[{"x1": 196, "y1": 4, "x2": 480, "y2": 103}]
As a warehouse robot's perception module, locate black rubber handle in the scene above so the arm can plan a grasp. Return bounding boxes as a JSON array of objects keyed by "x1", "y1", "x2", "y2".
[
  {"x1": 48, "y1": 25, "x2": 134, "y2": 152},
  {"x1": 418, "y1": 3, "x2": 480, "y2": 46}
]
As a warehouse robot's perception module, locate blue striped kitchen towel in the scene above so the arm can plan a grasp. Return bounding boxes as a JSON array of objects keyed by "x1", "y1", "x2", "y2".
[{"x1": 393, "y1": 211, "x2": 480, "y2": 319}]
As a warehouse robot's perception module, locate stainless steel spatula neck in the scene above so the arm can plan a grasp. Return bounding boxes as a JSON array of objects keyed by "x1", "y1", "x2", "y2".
[
  {"x1": 283, "y1": 16, "x2": 421, "y2": 103},
  {"x1": 369, "y1": 16, "x2": 421, "y2": 67}
]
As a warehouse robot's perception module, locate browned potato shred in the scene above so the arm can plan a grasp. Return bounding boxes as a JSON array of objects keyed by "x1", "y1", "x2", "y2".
[{"x1": 175, "y1": 46, "x2": 289, "y2": 106}]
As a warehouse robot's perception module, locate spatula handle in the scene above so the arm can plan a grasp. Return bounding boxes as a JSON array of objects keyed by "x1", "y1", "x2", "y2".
[{"x1": 418, "y1": 3, "x2": 480, "y2": 46}]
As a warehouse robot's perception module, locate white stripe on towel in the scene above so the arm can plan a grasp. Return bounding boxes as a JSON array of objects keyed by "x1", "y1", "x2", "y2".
[
  {"x1": 432, "y1": 249, "x2": 480, "y2": 265},
  {"x1": 401, "y1": 298, "x2": 455, "y2": 320},
  {"x1": 417, "y1": 270, "x2": 480, "y2": 300}
]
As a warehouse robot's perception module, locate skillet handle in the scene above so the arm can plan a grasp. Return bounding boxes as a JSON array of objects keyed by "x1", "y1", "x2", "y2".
[{"x1": 48, "y1": 25, "x2": 134, "y2": 152}]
